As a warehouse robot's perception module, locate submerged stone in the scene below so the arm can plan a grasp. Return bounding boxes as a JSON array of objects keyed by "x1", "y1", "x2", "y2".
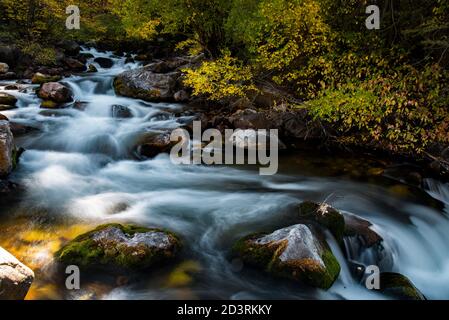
[
  {"x1": 55, "y1": 223, "x2": 181, "y2": 271},
  {"x1": 233, "y1": 224, "x2": 340, "y2": 289}
]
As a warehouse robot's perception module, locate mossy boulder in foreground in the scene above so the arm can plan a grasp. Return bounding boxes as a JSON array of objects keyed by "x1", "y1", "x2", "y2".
[
  {"x1": 233, "y1": 224, "x2": 341, "y2": 290},
  {"x1": 380, "y1": 272, "x2": 426, "y2": 300},
  {"x1": 299, "y1": 201, "x2": 345, "y2": 242},
  {"x1": 55, "y1": 224, "x2": 182, "y2": 271}
]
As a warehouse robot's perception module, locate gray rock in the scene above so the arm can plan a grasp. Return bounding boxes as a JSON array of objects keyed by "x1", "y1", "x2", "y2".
[
  {"x1": 229, "y1": 129, "x2": 286, "y2": 150},
  {"x1": 0, "y1": 246, "x2": 34, "y2": 300},
  {"x1": 111, "y1": 105, "x2": 132, "y2": 118},
  {"x1": 114, "y1": 66, "x2": 180, "y2": 102},
  {"x1": 0, "y1": 120, "x2": 13, "y2": 177},
  {"x1": 233, "y1": 224, "x2": 340, "y2": 289}
]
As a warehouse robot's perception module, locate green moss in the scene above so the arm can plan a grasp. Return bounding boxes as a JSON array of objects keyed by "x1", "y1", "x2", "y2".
[
  {"x1": 55, "y1": 223, "x2": 182, "y2": 271},
  {"x1": 380, "y1": 272, "x2": 425, "y2": 300},
  {"x1": 40, "y1": 100, "x2": 59, "y2": 109}
]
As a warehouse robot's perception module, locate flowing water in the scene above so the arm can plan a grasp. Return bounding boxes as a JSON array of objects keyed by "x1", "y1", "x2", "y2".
[{"x1": 1, "y1": 48, "x2": 449, "y2": 300}]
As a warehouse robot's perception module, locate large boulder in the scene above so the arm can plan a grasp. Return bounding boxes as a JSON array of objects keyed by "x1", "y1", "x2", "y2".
[
  {"x1": 298, "y1": 201, "x2": 345, "y2": 242},
  {"x1": 0, "y1": 246, "x2": 34, "y2": 300},
  {"x1": 0, "y1": 92, "x2": 17, "y2": 106},
  {"x1": 94, "y1": 57, "x2": 114, "y2": 68},
  {"x1": 55, "y1": 223, "x2": 181, "y2": 271},
  {"x1": 233, "y1": 224, "x2": 341, "y2": 289},
  {"x1": 379, "y1": 272, "x2": 425, "y2": 300},
  {"x1": 114, "y1": 65, "x2": 180, "y2": 102},
  {"x1": 0, "y1": 62, "x2": 9, "y2": 74},
  {"x1": 38, "y1": 82, "x2": 73, "y2": 104},
  {"x1": 0, "y1": 120, "x2": 13, "y2": 177}
]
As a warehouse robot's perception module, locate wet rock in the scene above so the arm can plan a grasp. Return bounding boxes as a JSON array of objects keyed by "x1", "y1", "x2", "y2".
[
  {"x1": 71, "y1": 100, "x2": 89, "y2": 111},
  {"x1": 0, "y1": 120, "x2": 13, "y2": 177},
  {"x1": 230, "y1": 129, "x2": 286, "y2": 150},
  {"x1": 0, "y1": 62, "x2": 9, "y2": 74},
  {"x1": 0, "y1": 113, "x2": 8, "y2": 121},
  {"x1": 63, "y1": 57, "x2": 86, "y2": 72},
  {"x1": 38, "y1": 82, "x2": 73, "y2": 103},
  {"x1": 174, "y1": 90, "x2": 190, "y2": 102},
  {"x1": 0, "y1": 246, "x2": 34, "y2": 300},
  {"x1": 137, "y1": 132, "x2": 175, "y2": 158},
  {"x1": 343, "y1": 214, "x2": 382, "y2": 248},
  {"x1": 87, "y1": 64, "x2": 98, "y2": 73},
  {"x1": 233, "y1": 224, "x2": 340, "y2": 289},
  {"x1": 94, "y1": 57, "x2": 114, "y2": 68},
  {"x1": 229, "y1": 109, "x2": 272, "y2": 130},
  {"x1": 111, "y1": 105, "x2": 132, "y2": 118},
  {"x1": 9, "y1": 122, "x2": 39, "y2": 136},
  {"x1": 31, "y1": 72, "x2": 62, "y2": 85},
  {"x1": 55, "y1": 223, "x2": 181, "y2": 271},
  {"x1": 298, "y1": 201, "x2": 345, "y2": 242},
  {"x1": 379, "y1": 272, "x2": 425, "y2": 300},
  {"x1": 125, "y1": 57, "x2": 135, "y2": 64},
  {"x1": 0, "y1": 104, "x2": 17, "y2": 111},
  {"x1": 114, "y1": 66, "x2": 180, "y2": 102},
  {"x1": 0, "y1": 92, "x2": 17, "y2": 106}
]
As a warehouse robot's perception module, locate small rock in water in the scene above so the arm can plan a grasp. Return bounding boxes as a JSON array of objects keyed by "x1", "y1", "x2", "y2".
[
  {"x1": 0, "y1": 92, "x2": 17, "y2": 106},
  {"x1": 233, "y1": 224, "x2": 340, "y2": 289},
  {"x1": 298, "y1": 201, "x2": 345, "y2": 242},
  {"x1": 379, "y1": 272, "x2": 425, "y2": 300},
  {"x1": 111, "y1": 104, "x2": 132, "y2": 118},
  {"x1": 55, "y1": 223, "x2": 181, "y2": 271},
  {"x1": 137, "y1": 131, "x2": 175, "y2": 158},
  {"x1": 0, "y1": 246, "x2": 34, "y2": 300},
  {"x1": 87, "y1": 64, "x2": 98, "y2": 73}
]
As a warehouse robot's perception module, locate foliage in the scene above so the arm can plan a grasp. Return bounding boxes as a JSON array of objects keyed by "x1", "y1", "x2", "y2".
[
  {"x1": 19, "y1": 42, "x2": 57, "y2": 65},
  {"x1": 183, "y1": 51, "x2": 257, "y2": 101}
]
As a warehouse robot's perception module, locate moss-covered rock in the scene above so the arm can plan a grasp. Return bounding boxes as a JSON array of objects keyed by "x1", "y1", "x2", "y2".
[
  {"x1": 55, "y1": 223, "x2": 182, "y2": 271},
  {"x1": 87, "y1": 64, "x2": 98, "y2": 73},
  {"x1": 232, "y1": 224, "x2": 340, "y2": 289},
  {"x1": 299, "y1": 201, "x2": 345, "y2": 242},
  {"x1": 31, "y1": 72, "x2": 62, "y2": 85},
  {"x1": 379, "y1": 272, "x2": 426, "y2": 300}
]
